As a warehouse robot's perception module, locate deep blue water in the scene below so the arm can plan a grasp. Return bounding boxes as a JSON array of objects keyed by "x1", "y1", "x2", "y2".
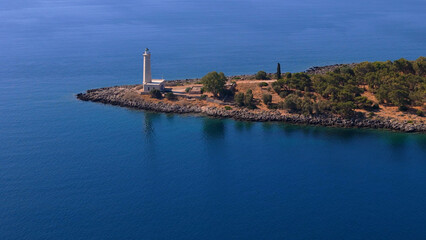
[{"x1": 1, "y1": 0, "x2": 426, "y2": 239}]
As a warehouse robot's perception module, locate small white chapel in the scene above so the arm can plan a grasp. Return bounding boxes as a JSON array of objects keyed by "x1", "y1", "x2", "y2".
[{"x1": 142, "y1": 48, "x2": 165, "y2": 92}]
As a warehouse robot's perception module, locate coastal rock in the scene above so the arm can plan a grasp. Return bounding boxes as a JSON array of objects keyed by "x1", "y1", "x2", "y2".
[{"x1": 76, "y1": 86, "x2": 426, "y2": 133}]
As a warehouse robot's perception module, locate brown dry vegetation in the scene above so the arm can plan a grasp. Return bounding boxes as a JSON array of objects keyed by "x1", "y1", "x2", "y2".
[{"x1": 131, "y1": 77, "x2": 424, "y2": 125}]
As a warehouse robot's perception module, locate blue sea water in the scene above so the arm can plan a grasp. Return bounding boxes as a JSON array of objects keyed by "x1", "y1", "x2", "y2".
[{"x1": 1, "y1": 0, "x2": 426, "y2": 239}]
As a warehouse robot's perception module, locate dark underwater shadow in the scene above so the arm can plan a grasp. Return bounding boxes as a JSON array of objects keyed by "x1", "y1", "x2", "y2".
[
  {"x1": 234, "y1": 121, "x2": 254, "y2": 132},
  {"x1": 165, "y1": 113, "x2": 175, "y2": 121},
  {"x1": 273, "y1": 121, "x2": 426, "y2": 150},
  {"x1": 415, "y1": 136, "x2": 426, "y2": 151},
  {"x1": 202, "y1": 118, "x2": 226, "y2": 139},
  {"x1": 135, "y1": 108, "x2": 425, "y2": 151},
  {"x1": 261, "y1": 122, "x2": 274, "y2": 131}
]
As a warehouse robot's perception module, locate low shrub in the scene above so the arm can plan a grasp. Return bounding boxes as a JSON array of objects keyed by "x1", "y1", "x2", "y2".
[
  {"x1": 165, "y1": 92, "x2": 176, "y2": 100},
  {"x1": 220, "y1": 88, "x2": 235, "y2": 98},
  {"x1": 267, "y1": 104, "x2": 278, "y2": 109},
  {"x1": 262, "y1": 94, "x2": 272, "y2": 105},
  {"x1": 273, "y1": 85, "x2": 281, "y2": 94},
  {"x1": 258, "y1": 82, "x2": 269, "y2": 87},
  {"x1": 150, "y1": 89, "x2": 162, "y2": 99},
  {"x1": 416, "y1": 110, "x2": 424, "y2": 116},
  {"x1": 398, "y1": 105, "x2": 408, "y2": 111},
  {"x1": 372, "y1": 103, "x2": 379, "y2": 110},
  {"x1": 185, "y1": 87, "x2": 192, "y2": 93},
  {"x1": 224, "y1": 106, "x2": 232, "y2": 110},
  {"x1": 200, "y1": 94, "x2": 207, "y2": 100},
  {"x1": 279, "y1": 90, "x2": 290, "y2": 98},
  {"x1": 295, "y1": 90, "x2": 303, "y2": 97},
  {"x1": 277, "y1": 101, "x2": 286, "y2": 110}
]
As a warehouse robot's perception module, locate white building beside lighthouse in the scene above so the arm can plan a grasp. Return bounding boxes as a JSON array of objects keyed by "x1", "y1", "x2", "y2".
[{"x1": 142, "y1": 48, "x2": 165, "y2": 92}]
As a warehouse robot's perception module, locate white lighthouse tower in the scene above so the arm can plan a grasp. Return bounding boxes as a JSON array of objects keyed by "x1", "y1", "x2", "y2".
[
  {"x1": 143, "y1": 48, "x2": 152, "y2": 84},
  {"x1": 142, "y1": 48, "x2": 165, "y2": 92}
]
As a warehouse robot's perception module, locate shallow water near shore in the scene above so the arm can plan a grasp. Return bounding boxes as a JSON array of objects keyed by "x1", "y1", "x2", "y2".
[{"x1": 1, "y1": 0, "x2": 426, "y2": 239}]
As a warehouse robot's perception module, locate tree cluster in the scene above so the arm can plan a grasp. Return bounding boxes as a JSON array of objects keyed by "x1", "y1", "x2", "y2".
[
  {"x1": 235, "y1": 89, "x2": 256, "y2": 109},
  {"x1": 353, "y1": 57, "x2": 425, "y2": 109},
  {"x1": 271, "y1": 57, "x2": 425, "y2": 117},
  {"x1": 201, "y1": 71, "x2": 227, "y2": 97}
]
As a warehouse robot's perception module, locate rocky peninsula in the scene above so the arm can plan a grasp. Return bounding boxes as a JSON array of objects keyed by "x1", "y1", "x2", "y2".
[
  {"x1": 77, "y1": 84, "x2": 425, "y2": 133},
  {"x1": 77, "y1": 58, "x2": 426, "y2": 133}
]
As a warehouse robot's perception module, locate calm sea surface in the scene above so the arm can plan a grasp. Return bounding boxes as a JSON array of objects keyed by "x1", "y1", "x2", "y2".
[{"x1": 1, "y1": 0, "x2": 426, "y2": 239}]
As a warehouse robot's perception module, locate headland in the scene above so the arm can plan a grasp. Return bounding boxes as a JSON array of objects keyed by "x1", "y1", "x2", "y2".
[{"x1": 77, "y1": 59, "x2": 426, "y2": 133}]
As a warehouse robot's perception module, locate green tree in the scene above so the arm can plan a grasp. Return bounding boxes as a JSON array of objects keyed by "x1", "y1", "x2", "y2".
[
  {"x1": 354, "y1": 62, "x2": 375, "y2": 76},
  {"x1": 277, "y1": 63, "x2": 281, "y2": 79},
  {"x1": 262, "y1": 94, "x2": 272, "y2": 105},
  {"x1": 201, "y1": 71, "x2": 227, "y2": 97},
  {"x1": 283, "y1": 94, "x2": 301, "y2": 112},
  {"x1": 376, "y1": 85, "x2": 391, "y2": 104},
  {"x1": 150, "y1": 89, "x2": 162, "y2": 99},
  {"x1": 341, "y1": 66, "x2": 355, "y2": 76},
  {"x1": 388, "y1": 89, "x2": 410, "y2": 107},
  {"x1": 255, "y1": 71, "x2": 268, "y2": 80},
  {"x1": 285, "y1": 72, "x2": 292, "y2": 79},
  {"x1": 333, "y1": 102, "x2": 355, "y2": 118},
  {"x1": 413, "y1": 56, "x2": 426, "y2": 76},
  {"x1": 165, "y1": 92, "x2": 176, "y2": 100},
  {"x1": 337, "y1": 89, "x2": 354, "y2": 102},
  {"x1": 234, "y1": 92, "x2": 245, "y2": 106},
  {"x1": 323, "y1": 86, "x2": 339, "y2": 100},
  {"x1": 286, "y1": 72, "x2": 312, "y2": 91},
  {"x1": 301, "y1": 98, "x2": 313, "y2": 115},
  {"x1": 315, "y1": 100, "x2": 332, "y2": 114},
  {"x1": 394, "y1": 58, "x2": 414, "y2": 74},
  {"x1": 244, "y1": 89, "x2": 255, "y2": 108},
  {"x1": 354, "y1": 96, "x2": 374, "y2": 110}
]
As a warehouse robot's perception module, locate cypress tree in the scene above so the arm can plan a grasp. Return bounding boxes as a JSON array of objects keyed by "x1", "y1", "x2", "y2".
[{"x1": 277, "y1": 63, "x2": 281, "y2": 79}]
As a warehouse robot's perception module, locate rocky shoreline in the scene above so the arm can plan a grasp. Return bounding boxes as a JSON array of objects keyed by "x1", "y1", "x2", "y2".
[{"x1": 77, "y1": 86, "x2": 425, "y2": 133}]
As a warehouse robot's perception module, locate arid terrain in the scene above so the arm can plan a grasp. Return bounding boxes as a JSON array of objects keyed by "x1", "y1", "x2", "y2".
[{"x1": 163, "y1": 79, "x2": 425, "y2": 124}]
